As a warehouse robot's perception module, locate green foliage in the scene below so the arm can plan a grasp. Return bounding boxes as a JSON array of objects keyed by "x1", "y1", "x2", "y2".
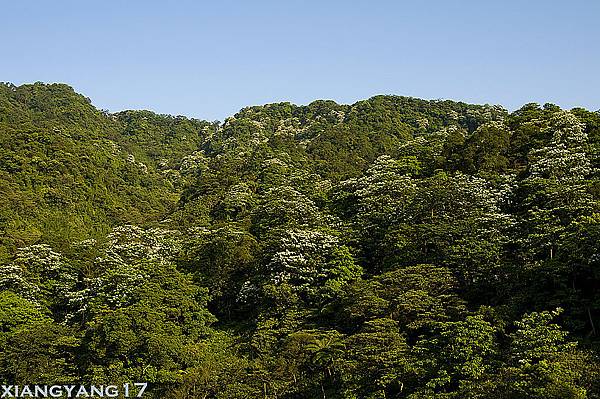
[
  {"x1": 1, "y1": 83, "x2": 600, "y2": 397},
  {"x1": 0, "y1": 83, "x2": 210, "y2": 259}
]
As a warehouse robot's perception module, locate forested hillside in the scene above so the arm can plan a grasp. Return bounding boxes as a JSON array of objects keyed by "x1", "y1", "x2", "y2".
[
  {"x1": 0, "y1": 83, "x2": 215, "y2": 259},
  {"x1": 1, "y1": 82, "x2": 600, "y2": 398}
]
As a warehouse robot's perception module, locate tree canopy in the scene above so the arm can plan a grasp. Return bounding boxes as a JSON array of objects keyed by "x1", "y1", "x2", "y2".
[{"x1": 1, "y1": 82, "x2": 600, "y2": 398}]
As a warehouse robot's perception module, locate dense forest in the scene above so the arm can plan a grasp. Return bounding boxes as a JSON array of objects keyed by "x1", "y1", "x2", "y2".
[{"x1": 1, "y1": 82, "x2": 600, "y2": 398}]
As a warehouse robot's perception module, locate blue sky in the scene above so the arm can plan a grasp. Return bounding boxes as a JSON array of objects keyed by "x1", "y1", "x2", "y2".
[{"x1": 2, "y1": 0, "x2": 599, "y2": 120}]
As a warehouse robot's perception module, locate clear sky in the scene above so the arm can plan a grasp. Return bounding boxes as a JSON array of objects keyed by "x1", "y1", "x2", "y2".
[{"x1": 2, "y1": 0, "x2": 599, "y2": 121}]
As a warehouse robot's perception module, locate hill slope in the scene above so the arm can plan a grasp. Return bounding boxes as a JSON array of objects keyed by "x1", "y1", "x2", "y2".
[
  {"x1": 0, "y1": 82, "x2": 213, "y2": 258},
  {"x1": 1, "y1": 83, "x2": 600, "y2": 398}
]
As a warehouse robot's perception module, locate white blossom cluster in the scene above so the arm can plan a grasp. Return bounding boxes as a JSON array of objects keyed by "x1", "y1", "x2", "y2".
[
  {"x1": 416, "y1": 117, "x2": 429, "y2": 129},
  {"x1": 157, "y1": 158, "x2": 170, "y2": 169},
  {"x1": 104, "y1": 225, "x2": 181, "y2": 263},
  {"x1": 86, "y1": 260, "x2": 150, "y2": 309},
  {"x1": 125, "y1": 153, "x2": 148, "y2": 174},
  {"x1": 0, "y1": 244, "x2": 77, "y2": 306},
  {"x1": 254, "y1": 186, "x2": 323, "y2": 229},
  {"x1": 260, "y1": 157, "x2": 289, "y2": 169},
  {"x1": 221, "y1": 183, "x2": 255, "y2": 214},
  {"x1": 0, "y1": 262, "x2": 40, "y2": 303},
  {"x1": 464, "y1": 106, "x2": 506, "y2": 124},
  {"x1": 328, "y1": 109, "x2": 346, "y2": 124},
  {"x1": 180, "y1": 151, "x2": 208, "y2": 175},
  {"x1": 338, "y1": 156, "x2": 515, "y2": 245},
  {"x1": 527, "y1": 111, "x2": 591, "y2": 182},
  {"x1": 64, "y1": 226, "x2": 181, "y2": 320},
  {"x1": 342, "y1": 155, "x2": 417, "y2": 226},
  {"x1": 106, "y1": 140, "x2": 120, "y2": 155},
  {"x1": 274, "y1": 117, "x2": 303, "y2": 137},
  {"x1": 397, "y1": 127, "x2": 455, "y2": 161},
  {"x1": 528, "y1": 145, "x2": 591, "y2": 181},
  {"x1": 446, "y1": 173, "x2": 506, "y2": 215},
  {"x1": 252, "y1": 229, "x2": 360, "y2": 301}
]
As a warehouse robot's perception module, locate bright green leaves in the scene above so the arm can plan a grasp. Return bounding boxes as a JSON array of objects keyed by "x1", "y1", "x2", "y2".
[
  {"x1": 490, "y1": 309, "x2": 590, "y2": 399},
  {"x1": 463, "y1": 121, "x2": 511, "y2": 175},
  {"x1": 0, "y1": 291, "x2": 48, "y2": 333},
  {"x1": 510, "y1": 308, "x2": 575, "y2": 365},
  {"x1": 342, "y1": 318, "x2": 409, "y2": 397},
  {"x1": 0, "y1": 292, "x2": 78, "y2": 384},
  {"x1": 0, "y1": 320, "x2": 79, "y2": 384}
]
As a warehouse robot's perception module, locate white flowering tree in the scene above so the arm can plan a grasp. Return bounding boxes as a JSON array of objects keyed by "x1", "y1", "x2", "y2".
[
  {"x1": 266, "y1": 229, "x2": 361, "y2": 303},
  {"x1": 0, "y1": 248, "x2": 79, "y2": 383},
  {"x1": 60, "y1": 225, "x2": 216, "y2": 387},
  {"x1": 241, "y1": 229, "x2": 362, "y2": 310},
  {"x1": 337, "y1": 156, "x2": 513, "y2": 286},
  {"x1": 333, "y1": 156, "x2": 418, "y2": 270},
  {"x1": 405, "y1": 172, "x2": 514, "y2": 287},
  {"x1": 63, "y1": 225, "x2": 181, "y2": 322},
  {"x1": 251, "y1": 186, "x2": 324, "y2": 236},
  {"x1": 0, "y1": 244, "x2": 78, "y2": 319},
  {"x1": 521, "y1": 111, "x2": 596, "y2": 261},
  {"x1": 217, "y1": 182, "x2": 256, "y2": 220}
]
